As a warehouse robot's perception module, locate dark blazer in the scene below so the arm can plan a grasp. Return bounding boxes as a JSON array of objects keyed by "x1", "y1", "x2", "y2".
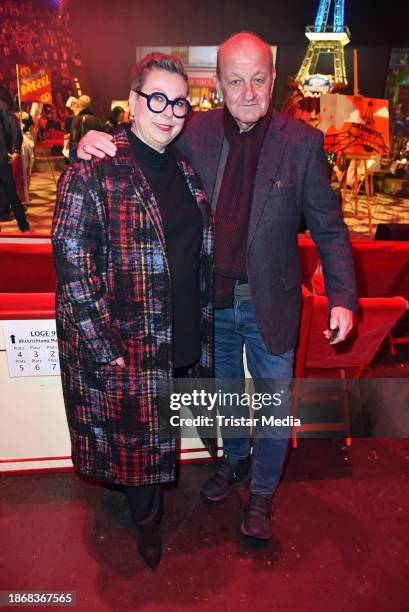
[
  {"x1": 52, "y1": 126, "x2": 214, "y2": 486},
  {"x1": 176, "y1": 108, "x2": 358, "y2": 355}
]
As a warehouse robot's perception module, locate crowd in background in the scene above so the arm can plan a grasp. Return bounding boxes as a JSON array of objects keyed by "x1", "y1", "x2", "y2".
[{"x1": 0, "y1": 0, "x2": 81, "y2": 134}]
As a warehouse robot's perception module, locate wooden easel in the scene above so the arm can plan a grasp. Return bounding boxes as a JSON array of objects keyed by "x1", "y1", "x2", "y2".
[
  {"x1": 340, "y1": 152, "x2": 374, "y2": 233},
  {"x1": 339, "y1": 50, "x2": 374, "y2": 234}
]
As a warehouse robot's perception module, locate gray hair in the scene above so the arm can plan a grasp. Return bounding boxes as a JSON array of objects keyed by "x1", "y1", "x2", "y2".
[
  {"x1": 130, "y1": 52, "x2": 189, "y2": 92},
  {"x1": 216, "y1": 32, "x2": 275, "y2": 79}
]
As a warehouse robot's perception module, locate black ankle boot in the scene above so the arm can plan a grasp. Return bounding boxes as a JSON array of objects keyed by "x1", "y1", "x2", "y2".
[
  {"x1": 137, "y1": 524, "x2": 162, "y2": 570},
  {"x1": 137, "y1": 486, "x2": 163, "y2": 569},
  {"x1": 127, "y1": 484, "x2": 163, "y2": 569}
]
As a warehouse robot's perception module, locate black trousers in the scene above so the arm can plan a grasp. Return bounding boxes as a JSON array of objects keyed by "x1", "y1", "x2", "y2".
[
  {"x1": 0, "y1": 162, "x2": 26, "y2": 223},
  {"x1": 126, "y1": 484, "x2": 162, "y2": 527},
  {"x1": 125, "y1": 365, "x2": 195, "y2": 526}
]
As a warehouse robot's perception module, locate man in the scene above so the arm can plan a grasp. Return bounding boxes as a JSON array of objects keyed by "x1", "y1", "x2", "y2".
[
  {"x1": 69, "y1": 94, "x2": 103, "y2": 147},
  {"x1": 76, "y1": 32, "x2": 357, "y2": 541},
  {"x1": 0, "y1": 86, "x2": 30, "y2": 231},
  {"x1": 62, "y1": 96, "x2": 80, "y2": 164}
]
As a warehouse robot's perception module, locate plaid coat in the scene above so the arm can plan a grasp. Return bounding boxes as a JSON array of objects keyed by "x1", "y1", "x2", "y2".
[{"x1": 52, "y1": 126, "x2": 214, "y2": 486}]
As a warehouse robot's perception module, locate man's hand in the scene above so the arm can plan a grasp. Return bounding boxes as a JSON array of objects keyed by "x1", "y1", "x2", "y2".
[
  {"x1": 109, "y1": 356, "x2": 125, "y2": 367},
  {"x1": 8, "y1": 152, "x2": 19, "y2": 164},
  {"x1": 77, "y1": 130, "x2": 117, "y2": 160},
  {"x1": 323, "y1": 306, "x2": 355, "y2": 345}
]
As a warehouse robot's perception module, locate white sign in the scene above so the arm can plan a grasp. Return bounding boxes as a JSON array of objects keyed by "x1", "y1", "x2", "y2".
[{"x1": 3, "y1": 320, "x2": 60, "y2": 377}]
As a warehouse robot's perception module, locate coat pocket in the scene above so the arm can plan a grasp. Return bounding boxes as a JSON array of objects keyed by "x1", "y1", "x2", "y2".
[
  {"x1": 269, "y1": 181, "x2": 296, "y2": 196},
  {"x1": 270, "y1": 267, "x2": 302, "y2": 293},
  {"x1": 280, "y1": 272, "x2": 301, "y2": 291}
]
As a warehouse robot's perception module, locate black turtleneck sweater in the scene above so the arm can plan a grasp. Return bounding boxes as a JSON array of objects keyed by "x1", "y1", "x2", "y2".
[{"x1": 127, "y1": 127, "x2": 203, "y2": 369}]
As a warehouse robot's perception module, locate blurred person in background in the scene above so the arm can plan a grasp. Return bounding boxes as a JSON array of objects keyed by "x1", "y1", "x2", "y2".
[
  {"x1": 69, "y1": 94, "x2": 103, "y2": 147},
  {"x1": 104, "y1": 105, "x2": 126, "y2": 134},
  {"x1": 62, "y1": 96, "x2": 79, "y2": 163},
  {"x1": 0, "y1": 86, "x2": 29, "y2": 230},
  {"x1": 18, "y1": 106, "x2": 35, "y2": 186}
]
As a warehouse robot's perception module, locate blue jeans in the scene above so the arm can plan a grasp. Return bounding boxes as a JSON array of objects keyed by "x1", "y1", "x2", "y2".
[{"x1": 215, "y1": 299, "x2": 294, "y2": 495}]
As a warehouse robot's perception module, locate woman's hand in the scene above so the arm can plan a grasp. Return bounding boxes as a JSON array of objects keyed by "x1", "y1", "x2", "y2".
[{"x1": 109, "y1": 356, "x2": 125, "y2": 368}]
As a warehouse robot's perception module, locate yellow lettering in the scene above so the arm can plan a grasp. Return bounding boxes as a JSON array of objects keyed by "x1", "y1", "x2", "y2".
[{"x1": 21, "y1": 84, "x2": 26, "y2": 95}]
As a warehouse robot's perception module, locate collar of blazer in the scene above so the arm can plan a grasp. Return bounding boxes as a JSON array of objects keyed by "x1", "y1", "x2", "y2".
[
  {"x1": 195, "y1": 107, "x2": 291, "y2": 250},
  {"x1": 247, "y1": 109, "x2": 292, "y2": 250}
]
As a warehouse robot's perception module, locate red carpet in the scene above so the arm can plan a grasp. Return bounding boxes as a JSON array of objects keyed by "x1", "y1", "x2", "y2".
[{"x1": 1, "y1": 436, "x2": 408, "y2": 611}]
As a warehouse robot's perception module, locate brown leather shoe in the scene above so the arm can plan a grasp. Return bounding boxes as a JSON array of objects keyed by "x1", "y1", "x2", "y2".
[{"x1": 240, "y1": 493, "x2": 272, "y2": 540}]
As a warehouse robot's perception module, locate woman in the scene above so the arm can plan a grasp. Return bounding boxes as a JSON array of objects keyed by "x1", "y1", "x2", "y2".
[{"x1": 52, "y1": 53, "x2": 213, "y2": 569}]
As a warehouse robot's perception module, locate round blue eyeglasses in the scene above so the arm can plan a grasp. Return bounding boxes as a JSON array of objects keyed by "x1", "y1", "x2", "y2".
[{"x1": 136, "y1": 90, "x2": 191, "y2": 118}]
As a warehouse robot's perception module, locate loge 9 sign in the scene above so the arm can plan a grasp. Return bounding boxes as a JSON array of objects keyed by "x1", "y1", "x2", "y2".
[{"x1": 3, "y1": 320, "x2": 60, "y2": 378}]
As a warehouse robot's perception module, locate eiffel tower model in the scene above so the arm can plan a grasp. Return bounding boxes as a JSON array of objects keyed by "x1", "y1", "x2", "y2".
[{"x1": 283, "y1": 0, "x2": 350, "y2": 117}]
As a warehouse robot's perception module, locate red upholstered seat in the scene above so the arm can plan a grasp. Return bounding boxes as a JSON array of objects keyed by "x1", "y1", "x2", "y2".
[
  {"x1": 292, "y1": 287, "x2": 407, "y2": 447},
  {"x1": 0, "y1": 293, "x2": 55, "y2": 319},
  {"x1": 350, "y1": 241, "x2": 409, "y2": 298},
  {"x1": 313, "y1": 241, "x2": 409, "y2": 298},
  {"x1": 0, "y1": 243, "x2": 56, "y2": 293},
  {"x1": 298, "y1": 235, "x2": 320, "y2": 292},
  {"x1": 311, "y1": 240, "x2": 409, "y2": 356},
  {"x1": 304, "y1": 293, "x2": 407, "y2": 369}
]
